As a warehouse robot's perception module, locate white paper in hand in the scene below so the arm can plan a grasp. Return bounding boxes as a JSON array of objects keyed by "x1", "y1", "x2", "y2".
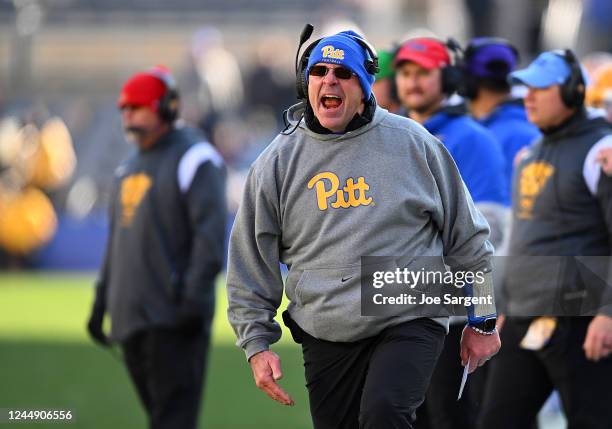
[{"x1": 457, "y1": 357, "x2": 470, "y2": 401}]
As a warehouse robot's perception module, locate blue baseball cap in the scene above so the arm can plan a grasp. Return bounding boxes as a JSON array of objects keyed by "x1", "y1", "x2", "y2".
[
  {"x1": 306, "y1": 30, "x2": 375, "y2": 99},
  {"x1": 509, "y1": 51, "x2": 572, "y2": 88}
]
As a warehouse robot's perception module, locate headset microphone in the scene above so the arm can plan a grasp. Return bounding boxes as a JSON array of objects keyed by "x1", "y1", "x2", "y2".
[{"x1": 295, "y1": 24, "x2": 314, "y2": 75}]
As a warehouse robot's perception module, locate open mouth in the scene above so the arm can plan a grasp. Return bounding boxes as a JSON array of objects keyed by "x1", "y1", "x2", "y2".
[{"x1": 321, "y1": 95, "x2": 343, "y2": 110}]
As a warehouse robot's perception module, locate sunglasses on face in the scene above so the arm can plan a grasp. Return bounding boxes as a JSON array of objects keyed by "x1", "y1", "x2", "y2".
[{"x1": 309, "y1": 65, "x2": 354, "y2": 80}]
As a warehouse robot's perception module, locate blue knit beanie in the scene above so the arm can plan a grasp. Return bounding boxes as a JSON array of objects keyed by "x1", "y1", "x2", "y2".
[{"x1": 306, "y1": 30, "x2": 375, "y2": 99}]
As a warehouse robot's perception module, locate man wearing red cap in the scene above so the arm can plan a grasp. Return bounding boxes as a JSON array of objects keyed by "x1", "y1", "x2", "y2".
[
  {"x1": 87, "y1": 66, "x2": 227, "y2": 429},
  {"x1": 394, "y1": 38, "x2": 506, "y2": 429},
  {"x1": 394, "y1": 38, "x2": 507, "y2": 228}
]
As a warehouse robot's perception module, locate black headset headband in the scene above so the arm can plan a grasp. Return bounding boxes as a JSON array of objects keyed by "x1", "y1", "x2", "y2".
[
  {"x1": 553, "y1": 49, "x2": 586, "y2": 108},
  {"x1": 146, "y1": 67, "x2": 180, "y2": 122}
]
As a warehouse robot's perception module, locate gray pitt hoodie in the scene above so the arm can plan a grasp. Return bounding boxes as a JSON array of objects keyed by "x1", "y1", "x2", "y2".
[{"x1": 227, "y1": 104, "x2": 496, "y2": 359}]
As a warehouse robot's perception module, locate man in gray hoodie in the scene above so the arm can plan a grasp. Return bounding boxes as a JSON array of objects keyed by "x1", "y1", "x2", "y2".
[{"x1": 227, "y1": 29, "x2": 500, "y2": 429}]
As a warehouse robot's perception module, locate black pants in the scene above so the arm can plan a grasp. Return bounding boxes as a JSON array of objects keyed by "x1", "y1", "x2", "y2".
[
  {"x1": 415, "y1": 323, "x2": 488, "y2": 429},
  {"x1": 285, "y1": 314, "x2": 446, "y2": 429},
  {"x1": 478, "y1": 317, "x2": 612, "y2": 429},
  {"x1": 121, "y1": 327, "x2": 209, "y2": 429}
]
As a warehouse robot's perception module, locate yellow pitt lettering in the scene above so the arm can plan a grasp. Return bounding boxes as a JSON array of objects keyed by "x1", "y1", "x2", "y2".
[
  {"x1": 321, "y1": 45, "x2": 345, "y2": 60},
  {"x1": 308, "y1": 172, "x2": 373, "y2": 211},
  {"x1": 308, "y1": 172, "x2": 339, "y2": 210},
  {"x1": 353, "y1": 177, "x2": 373, "y2": 206}
]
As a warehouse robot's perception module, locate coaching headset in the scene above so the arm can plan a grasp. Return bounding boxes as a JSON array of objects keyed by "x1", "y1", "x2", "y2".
[
  {"x1": 555, "y1": 49, "x2": 586, "y2": 108},
  {"x1": 294, "y1": 24, "x2": 380, "y2": 102},
  {"x1": 146, "y1": 66, "x2": 180, "y2": 123},
  {"x1": 442, "y1": 38, "x2": 465, "y2": 95},
  {"x1": 393, "y1": 37, "x2": 465, "y2": 96}
]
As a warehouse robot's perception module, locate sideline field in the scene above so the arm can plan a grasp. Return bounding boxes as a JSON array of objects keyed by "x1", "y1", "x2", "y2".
[
  {"x1": 0, "y1": 273, "x2": 311, "y2": 429},
  {"x1": 0, "y1": 273, "x2": 566, "y2": 429}
]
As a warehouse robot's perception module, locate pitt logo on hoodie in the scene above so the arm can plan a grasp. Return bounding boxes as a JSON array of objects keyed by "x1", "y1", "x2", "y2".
[
  {"x1": 321, "y1": 45, "x2": 345, "y2": 60},
  {"x1": 517, "y1": 161, "x2": 555, "y2": 219},
  {"x1": 120, "y1": 173, "x2": 152, "y2": 226},
  {"x1": 307, "y1": 172, "x2": 373, "y2": 210}
]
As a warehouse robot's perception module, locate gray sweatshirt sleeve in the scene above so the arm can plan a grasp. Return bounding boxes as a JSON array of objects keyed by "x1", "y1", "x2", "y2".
[
  {"x1": 227, "y1": 166, "x2": 284, "y2": 360},
  {"x1": 426, "y1": 139, "x2": 498, "y2": 320}
]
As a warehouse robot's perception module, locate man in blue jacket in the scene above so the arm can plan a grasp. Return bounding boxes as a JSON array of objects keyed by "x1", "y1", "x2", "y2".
[
  {"x1": 394, "y1": 37, "x2": 507, "y2": 248},
  {"x1": 394, "y1": 38, "x2": 507, "y2": 429},
  {"x1": 461, "y1": 38, "x2": 540, "y2": 206}
]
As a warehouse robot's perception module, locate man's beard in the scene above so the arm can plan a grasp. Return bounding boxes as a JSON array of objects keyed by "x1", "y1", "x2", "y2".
[
  {"x1": 124, "y1": 126, "x2": 149, "y2": 142},
  {"x1": 403, "y1": 93, "x2": 440, "y2": 115}
]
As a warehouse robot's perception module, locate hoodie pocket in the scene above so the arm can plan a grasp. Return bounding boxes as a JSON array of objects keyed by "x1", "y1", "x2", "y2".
[
  {"x1": 289, "y1": 256, "x2": 449, "y2": 340},
  {"x1": 293, "y1": 265, "x2": 366, "y2": 338},
  {"x1": 294, "y1": 267, "x2": 354, "y2": 308},
  {"x1": 291, "y1": 258, "x2": 403, "y2": 338}
]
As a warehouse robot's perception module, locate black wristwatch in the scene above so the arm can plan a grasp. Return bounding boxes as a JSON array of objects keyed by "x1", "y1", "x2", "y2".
[{"x1": 469, "y1": 316, "x2": 497, "y2": 334}]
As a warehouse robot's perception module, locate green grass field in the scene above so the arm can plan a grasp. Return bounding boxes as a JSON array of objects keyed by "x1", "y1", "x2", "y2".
[{"x1": 0, "y1": 273, "x2": 312, "y2": 428}]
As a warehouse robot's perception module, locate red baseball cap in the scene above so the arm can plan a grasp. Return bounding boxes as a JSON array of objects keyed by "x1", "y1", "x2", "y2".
[
  {"x1": 117, "y1": 71, "x2": 166, "y2": 111},
  {"x1": 394, "y1": 38, "x2": 450, "y2": 70}
]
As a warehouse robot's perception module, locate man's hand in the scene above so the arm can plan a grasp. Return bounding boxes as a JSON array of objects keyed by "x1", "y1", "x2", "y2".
[
  {"x1": 176, "y1": 298, "x2": 204, "y2": 335},
  {"x1": 87, "y1": 304, "x2": 110, "y2": 347},
  {"x1": 596, "y1": 147, "x2": 612, "y2": 176},
  {"x1": 249, "y1": 350, "x2": 294, "y2": 406},
  {"x1": 584, "y1": 314, "x2": 612, "y2": 362},
  {"x1": 460, "y1": 326, "x2": 501, "y2": 373}
]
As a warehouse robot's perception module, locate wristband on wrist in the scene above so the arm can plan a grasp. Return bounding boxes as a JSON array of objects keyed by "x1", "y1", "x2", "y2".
[
  {"x1": 468, "y1": 315, "x2": 497, "y2": 333},
  {"x1": 469, "y1": 325, "x2": 497, "y2": 336}
]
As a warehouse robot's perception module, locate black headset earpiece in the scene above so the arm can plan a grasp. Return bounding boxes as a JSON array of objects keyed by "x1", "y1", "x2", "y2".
[
  {"x1": 147, "y1": 67, "x2": 180, "y2": 122},
  {"x1": 350, "y1": 36, "x2": 380, "y2": 75},
  {"x1": 296, "y1": 38, "x2": 322, "y2": 101},
  {"x1": 441, "y1": 38, "x2": 464, "y2": 95},
  {"x1": 557, "y1": 49, "x2": 585, "y2": 108}
]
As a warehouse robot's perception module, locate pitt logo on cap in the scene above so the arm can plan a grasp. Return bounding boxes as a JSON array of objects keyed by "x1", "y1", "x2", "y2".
[
  {"x1": 308, "y1": 172, "x2": 373, "y2": 211},
  {"x1": 321, "y1": 45, "x2": 345, "y2": 60}
]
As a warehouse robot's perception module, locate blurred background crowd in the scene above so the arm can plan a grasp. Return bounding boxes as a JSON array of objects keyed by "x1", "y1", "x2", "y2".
[{"x1": 1, "y1": 0, "x2": 612, "y2": 271}]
